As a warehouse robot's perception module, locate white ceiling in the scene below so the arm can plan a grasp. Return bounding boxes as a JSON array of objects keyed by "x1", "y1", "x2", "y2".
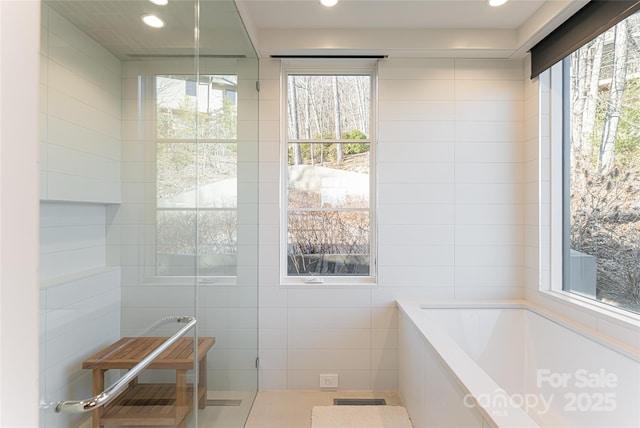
[
  {"x1": 45, "y1": 0, "x2": 589, "y2": 60},
  {"x1": 46, "y1": 0, "x2": 256, "y2": 59},
  {"x1": 238, "y1": 0, "x2": 547, "y2": 30},
  {"x1": 236, "y1": 0, "x2": 589, "y2": 58}
]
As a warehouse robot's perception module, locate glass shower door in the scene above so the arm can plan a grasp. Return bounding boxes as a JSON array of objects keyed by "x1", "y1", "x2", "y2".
[
  {"x1": 196, "y1": 1, "x2": 260, "y2": 424},
  {"x1": 39, "y1": 1, "x2": 258, "y2": 427}
]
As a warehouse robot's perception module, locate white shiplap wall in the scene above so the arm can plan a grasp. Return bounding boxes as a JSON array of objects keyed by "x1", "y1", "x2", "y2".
[
  {"x1": 39, "y1": 6, "x2": 122, "y2": 427},
  {"x1": 40, "y1": 4, "x2": 121, "y2": 203},
  {"x1": 257, "y1": 57, "x2": 526, "y2": 390}
]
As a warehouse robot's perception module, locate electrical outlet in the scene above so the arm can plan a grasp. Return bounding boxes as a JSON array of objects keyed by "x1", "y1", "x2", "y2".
[{"x1": 319, "y1": 374, "x2": 339, "y2": 389}]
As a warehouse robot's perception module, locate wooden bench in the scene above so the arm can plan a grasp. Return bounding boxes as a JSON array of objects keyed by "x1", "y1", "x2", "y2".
[{"x1": 82, "y1": 336, "x2": 215, "y2": 428}]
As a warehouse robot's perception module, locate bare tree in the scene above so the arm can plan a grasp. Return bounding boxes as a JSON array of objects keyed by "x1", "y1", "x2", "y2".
[
  {"x1": 571, "y1": 38, "x2": 604, "y2": 194},
  {"x1": 289, "y1": 76, "x2": 302, "y2": 165},
  {"x1": 301, "y1": 78, "x2": 314, "y2": 164},
  {"x1": 599, "y1": 20, "x2": 629, "y2": 174},
  {"x1": 332, "y1": 76, "x2": 343, "y2": 162}
]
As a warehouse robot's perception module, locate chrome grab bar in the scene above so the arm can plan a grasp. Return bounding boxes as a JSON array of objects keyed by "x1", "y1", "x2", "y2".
[{"x1": 55, "y1": 315, "x2": 197, "y2": 414}]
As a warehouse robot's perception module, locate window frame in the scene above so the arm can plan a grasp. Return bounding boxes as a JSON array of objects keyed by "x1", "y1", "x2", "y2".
[
  {"x1": 542, "y1": 60, "x2": 640, "y2": 322},
  {"x1": 280, "y1": 60, "x2": 378, "y2": 286},
  {"x1": 150, "y1": 73, "x2": 239, "y2": 285}
]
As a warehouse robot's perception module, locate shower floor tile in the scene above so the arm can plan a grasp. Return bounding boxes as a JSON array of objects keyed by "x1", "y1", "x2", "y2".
[
  {"x1": 244, "y1": 390, "x2": 403, "y2": 428},
  {"x1": 76, "y1": 390, "x2": 402, "y2": 428}
]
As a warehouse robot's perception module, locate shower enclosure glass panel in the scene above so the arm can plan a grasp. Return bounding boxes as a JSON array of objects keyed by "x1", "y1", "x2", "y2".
[
  {"x1": 156, "y1": 74, "x2": 239, "y2": 278},
  {"x1": 39, "y1": 1, "x2": 258, "y2": 427}
]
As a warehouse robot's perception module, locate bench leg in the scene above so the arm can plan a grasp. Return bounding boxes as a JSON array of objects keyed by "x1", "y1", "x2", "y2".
[
  {"x1": 176, "y1": 369, "x2": 187, "y2": 428},
  {"x1": 92, "y1": 369, "x2": 106, "y2": 428},
  {"x1": 198, "y1": 356, "x2": 207, "y2": 409}
]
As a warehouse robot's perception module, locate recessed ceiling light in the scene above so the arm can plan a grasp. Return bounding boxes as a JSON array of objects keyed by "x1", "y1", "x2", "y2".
[
  {"x1": 488, "y1": 0, "x2": 508, "y2": 6},
  {"x1": 142, "y1": 14, "x2": 165, "y2": 28},
  {"x1": 321, "y1": 0, "x2": 338, "y2": 7},
  {"x1": 149, "y1": 0, "x2": 168, "y2": 5}
]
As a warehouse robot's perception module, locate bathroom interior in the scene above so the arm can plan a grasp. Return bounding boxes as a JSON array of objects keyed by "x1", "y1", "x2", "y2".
[{"x1": 24, "y1": 0, "x2": 640, "y2": 427}]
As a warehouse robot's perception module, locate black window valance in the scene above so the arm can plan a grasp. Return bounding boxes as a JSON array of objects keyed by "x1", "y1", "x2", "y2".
[{"x1": 530, "y1": 0, "x2": 640, "y2": 79}]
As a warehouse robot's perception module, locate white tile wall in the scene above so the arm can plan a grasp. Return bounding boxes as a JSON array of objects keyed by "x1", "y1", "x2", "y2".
[
  {"x1": 39, "y1": 10, "x2": 123, "y2": 426},
  {"x1": 40, "y1": 5, "x2": 121, "y2": 204},
  {"x1": 39, "y1": 262, "x2": 121, "y2": 428},
  {"x1": 258, "y1": 57, "x2": 526, "y2": 390},
  {"x1": 39, "y1": 188, "x2": 122, "y2": 421},
  {"x1": 40, "y1": 202, "x2": 107, "y2": 281}
]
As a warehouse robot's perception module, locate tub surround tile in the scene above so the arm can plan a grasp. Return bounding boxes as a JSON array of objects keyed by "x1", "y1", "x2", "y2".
[
  {"x1": 378, "y1": 78, "x2": 455, "y2": 100},
  {"x1": 455, "y1": 266, "x2": 522, "y2": 287},
  {"x1": 379, "y1": 100, "x2": 455, "y2": 121},
  {"x1": 288, "y1": 308, "x2": 370, "y2": 330},
  {"x1": 454, "y1": 59, "x2": 524, "y2": 81},
  {"x1": 378, "y1": 119, "x2": 455, "y2": 142},
  {"x1": 378, "y1": 162, "x2": 455, "y2": 184},
  {"x1": 454, "y1": 286, "x2": 525, "y2": 301},
  {"x1": 455, "y1": 100, "x2": 524, "y2": 122},
  {"x1": 377, "y1": 141, "x2": 455, "y2": 163},
  {"x1": 379, "y1": 58, "x2": 455, "y2": 80},
  {"x1": 288, "y1": 328, "x2": 371, "y2": 350},
  {"x1": 288, "y1": 350, "x2": 371, "y2": 371},
  {"x1": 454, "y1": 79, "x2": 524, "y2": 101},
  {"x1": 378, "y1": 245, "x2": 455, "y2": 268},
  {"x1": 455, "y1": 141, "x2": 524, "y2": 164},
  {"x1": 287, "y1": 289, "x2": 372, "y2": 308}
]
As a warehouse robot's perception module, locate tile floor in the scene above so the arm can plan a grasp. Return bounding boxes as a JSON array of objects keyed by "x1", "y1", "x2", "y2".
[
  {"x1": 80, "y1": 390, "x2": 404, "y2": 427},
  {"x1": 245, "y1": 391, "x2": 404, "y2": 428}
]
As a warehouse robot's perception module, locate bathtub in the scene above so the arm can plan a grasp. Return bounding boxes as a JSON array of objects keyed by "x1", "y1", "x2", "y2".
[{"x1": 397, "y1": 300, "x2": 640, "y2": 428}]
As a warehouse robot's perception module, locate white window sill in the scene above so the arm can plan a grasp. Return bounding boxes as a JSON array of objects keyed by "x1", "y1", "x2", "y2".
[
  {"x1": 279, "y1": 278, "x2": 377, "y2": 288},
  {"x1": 540, "y1": 289, "x2": 640, "y2": 330}
]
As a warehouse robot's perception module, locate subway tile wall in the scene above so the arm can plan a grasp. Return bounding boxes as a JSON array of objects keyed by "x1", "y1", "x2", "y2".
[
  {"x1": 40, "y1": 4, "x2": 121, "y2": 204},
  {"x1": 39, "y1": 7, "x2": 122, "y2": 426},
  {"x1": 258, "y1": 58, "x2": 526, "y2": 390},
  {"x1": 39, "y1": 265, "x2": 120, "y2": 428}
]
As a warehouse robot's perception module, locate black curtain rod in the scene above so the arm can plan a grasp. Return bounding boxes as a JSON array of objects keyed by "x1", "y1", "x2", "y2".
[{"x1": 530, "y1": 0, "x2": 640, "y2": 79}]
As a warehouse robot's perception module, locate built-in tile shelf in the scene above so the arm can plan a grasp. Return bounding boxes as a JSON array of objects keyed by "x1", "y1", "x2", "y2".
[{"x1": 40, "y1": 266, "x2": 120, "y2": 289}]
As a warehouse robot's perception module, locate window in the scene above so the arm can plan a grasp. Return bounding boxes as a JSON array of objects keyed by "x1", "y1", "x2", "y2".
[
  {"x1": 282, "y1": 63, "x2": 376, "y2": 283},
  {"x1": 155, "y1": 74, "x2": 238, "y2": 277},
  {"x1": 551, "y1": 11, "x2": 640, "y2": 314}
]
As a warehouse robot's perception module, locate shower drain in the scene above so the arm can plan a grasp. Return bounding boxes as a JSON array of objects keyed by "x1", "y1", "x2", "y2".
[
  {"x1": 206, "y1": 399, "x2": 243, "y2": 406},
  {"x1": 333, "y1": 398, "x2": 386, "y2": 406}
]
